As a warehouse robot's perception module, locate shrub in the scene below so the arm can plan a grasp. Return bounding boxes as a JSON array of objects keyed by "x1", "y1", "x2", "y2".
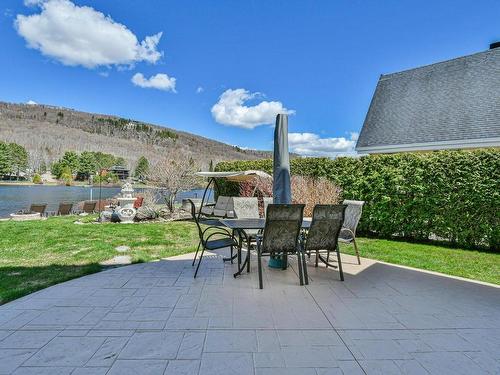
[
  {"x1": 291, "y1": 176, "x2": 342, "y2": 216},
  {"x1": 216, "y1": 149, "x2": 500, "y2": 250},
  {"x1": 237, "y1": 175, "x2": 341, "y2": 217},
  {"x1": 32, "y1": 173, "x2": 42, "y2": 184}
]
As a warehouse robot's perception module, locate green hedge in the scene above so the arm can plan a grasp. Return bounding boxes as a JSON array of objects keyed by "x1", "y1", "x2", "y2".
[{"x1": 216, "y1": 149, "x2": 500, "y2": 250}]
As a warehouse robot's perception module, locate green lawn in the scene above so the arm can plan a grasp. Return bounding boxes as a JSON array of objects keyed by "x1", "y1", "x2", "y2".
[
  {"x1": 0, "y1": 216, "x2": 498, "y2": 304},
  {"x1": 0, "y1": 216, "x2": 199, "y2": 304},
  {"x1": 340, "y1": 238, "x2": 499, "y2": 285}
]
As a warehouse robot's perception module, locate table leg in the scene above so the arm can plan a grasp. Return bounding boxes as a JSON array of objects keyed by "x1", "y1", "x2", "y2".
[{"x1": 234, "y1": 230, "x2": 250, "y2": 278}]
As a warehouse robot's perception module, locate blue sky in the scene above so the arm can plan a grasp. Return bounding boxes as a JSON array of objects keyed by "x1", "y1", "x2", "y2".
[{"x1": 0, "y1": 0, "x2": 498, "y2": 156}]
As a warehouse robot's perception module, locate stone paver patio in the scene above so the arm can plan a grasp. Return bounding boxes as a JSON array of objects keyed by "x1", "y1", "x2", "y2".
[{"x1": 0, "y1": 249, "x2": 499, "y2": 374}]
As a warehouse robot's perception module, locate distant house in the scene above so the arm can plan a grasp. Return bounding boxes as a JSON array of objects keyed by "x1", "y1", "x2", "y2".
[
  {"x1": 356, "y1": 43, "x2": 500, "y2": 154},
  {"x1": 108, "y1": 165, "x2": 129, "y2": 180}
]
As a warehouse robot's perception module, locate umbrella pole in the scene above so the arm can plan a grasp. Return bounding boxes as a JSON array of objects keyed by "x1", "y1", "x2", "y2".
[{"x1": 198, "y1": 178, "x2": 214, "y2": 220}]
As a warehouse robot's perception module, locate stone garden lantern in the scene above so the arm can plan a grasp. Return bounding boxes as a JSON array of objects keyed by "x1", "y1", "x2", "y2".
[{"x1": 116, "y1": 182, "x2": 137, "y2": 223}]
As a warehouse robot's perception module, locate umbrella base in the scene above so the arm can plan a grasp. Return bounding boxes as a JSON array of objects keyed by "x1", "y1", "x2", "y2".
[{"x1": 268, "y1": 257, "x2": 283, "y2": 269}]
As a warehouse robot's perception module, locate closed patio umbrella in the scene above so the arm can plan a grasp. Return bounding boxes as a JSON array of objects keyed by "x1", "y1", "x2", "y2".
[
  {"x1": 272, "y1": 114, "x2": 291, "y2": 204},
  {"x1": 270, "y1": 113, "x2": 292, "y2": 268}
]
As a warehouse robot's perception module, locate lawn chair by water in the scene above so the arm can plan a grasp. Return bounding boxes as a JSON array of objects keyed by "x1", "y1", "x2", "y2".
[
  {"x1": 339, "y1": 200, "x2": 364, "y2": 264},
  {"x1": 29, "y1": 203, "x2": 47, "y2": 216},
  {"x1": 256, "y1": 204, "x2": 305, "y2": 289},
  {"x1": 304, "y1": 204, "x2": 347, "y2": 281},
  {"x1": 57, "y1": 202, "x2": 73, "y2": 216},
  {"x1": 82, "y1": 200, "x2": 97, "y2": 214},
  {"x1": 188, "y1": 199, "x2": 239, "y2": 278}
]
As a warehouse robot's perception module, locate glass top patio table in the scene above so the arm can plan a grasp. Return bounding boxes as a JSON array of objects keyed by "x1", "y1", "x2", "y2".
[
  {"x1": 220, "y1": 218, "x2": 312, "y2": 277},
  {"x1": 220, "y1": 218, "x2": 311, "y2": 230}
]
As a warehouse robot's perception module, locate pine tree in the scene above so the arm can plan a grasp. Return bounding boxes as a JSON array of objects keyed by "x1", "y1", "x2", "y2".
[{"x1": 134, "y1": 156, "x2": 150, "y2": 181}]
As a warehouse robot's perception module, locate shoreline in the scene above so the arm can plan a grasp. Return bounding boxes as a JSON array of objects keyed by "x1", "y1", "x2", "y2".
[{"x1": 0, "y1": 181, "x2": 154, "y2": 188}]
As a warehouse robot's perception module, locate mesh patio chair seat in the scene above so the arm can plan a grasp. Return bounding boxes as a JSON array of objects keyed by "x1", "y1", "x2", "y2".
[
  {"x1": 263, "y1": 197, "x2": 273, "y2": 217},
  {"x1": 230, "y1": 197, "x2": 261, "y2": 238},
  {"x1": 304, "y1": 204, "x2": 347, "y2": 281},
  {"x1": 338, "y1": 200, "x2": 364, "y2": 264},
  {"x1": 187, "y1": 199, "x2": 239, "y2": 278},
  {"x1": 256, "y1": 204, "x2": 305, "y2": 289}
]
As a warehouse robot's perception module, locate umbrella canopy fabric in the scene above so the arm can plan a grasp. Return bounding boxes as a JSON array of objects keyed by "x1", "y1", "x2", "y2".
[
  {"x1": 195, "y1": 170, "x2": 271, "y2": 182},
  {"x1": 273, "y1": 114, "x2": 292, "y2": 204}
]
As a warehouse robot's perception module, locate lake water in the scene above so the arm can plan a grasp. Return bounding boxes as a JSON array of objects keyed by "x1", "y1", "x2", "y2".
[{"x1": 0, "y1": 185, "x2": 213, "y2": 218}]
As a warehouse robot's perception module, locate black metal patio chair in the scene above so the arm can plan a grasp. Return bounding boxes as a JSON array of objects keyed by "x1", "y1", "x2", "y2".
[
  {"x1": 256, "y1": 204, "x2": 305, "y2": 289},
  {"x1": 304, "y1": 204, "x2": 347, "y2": 281},
  {"x1": 187, "y1": 199, "x2": 239, "y2": 278}
]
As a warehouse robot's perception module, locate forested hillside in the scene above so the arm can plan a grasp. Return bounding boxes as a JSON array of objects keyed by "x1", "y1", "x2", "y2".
[{"x1": 0, "y1": 101, "x2": 271, "y2": 171}]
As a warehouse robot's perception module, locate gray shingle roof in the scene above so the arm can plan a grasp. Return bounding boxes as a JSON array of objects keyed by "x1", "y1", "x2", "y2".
[{"x1": 356, "y1": 47, "x2": 500, "y2": 152}]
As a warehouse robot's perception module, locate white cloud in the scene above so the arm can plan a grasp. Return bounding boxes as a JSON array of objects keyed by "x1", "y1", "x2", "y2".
[
  {"x1": 196, "y1": 86, "x2": 204, "y2": 94},
  {"x1": 211, "y1": 88, "x2": 295, "y2": 129},
  {"x1": 15, "y1": 0, "x2": 163, "y2": 68},
  {"x1": 26, "y1": 100, "x2": 38, "y2": 105},
  {"x1": 288, "y1": 132, "x2": 359, "y2": 157},
  {"x1": 24, "y1": 0, "x2": 43, "y2": 6},
  {"x1": 131, "y1": 73, "x2": 176, "y2": 92}
]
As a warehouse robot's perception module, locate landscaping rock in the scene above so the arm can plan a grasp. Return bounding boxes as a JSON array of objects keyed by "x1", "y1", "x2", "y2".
[
  {"x1": 135, "y1": 206, "x2": 159, "y2": 221},
  {"x1": 99, "y1": 255, "x2": 132, "y2": 266},
  {"x1": 115, "y1": 245, "x2": 130, "y2": 253}
]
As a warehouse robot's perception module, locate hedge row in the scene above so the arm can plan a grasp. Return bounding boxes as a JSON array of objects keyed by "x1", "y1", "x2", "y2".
[{"x1": 216, "y1": 149, "x2": 500, "y2": 250}]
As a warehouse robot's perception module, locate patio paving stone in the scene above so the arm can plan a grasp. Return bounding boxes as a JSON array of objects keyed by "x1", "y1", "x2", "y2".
[
  {"x1": 23, "y1": 336, "x2": 105, "y2": 367},
  {"x1": 118, "y1": 331, "x2": 183, "y2": 360},
  {"x1": 107, "y1": 359, "x2": 167, "y2": 375},
  {"x1": 0, "y1": 249, "x2": 498, "y2": 374}
]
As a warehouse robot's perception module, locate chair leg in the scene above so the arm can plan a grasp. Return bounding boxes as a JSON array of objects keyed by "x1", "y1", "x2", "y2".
[
  {"x1": 301, "y1": 249, "x2": 309, "y2": 285},
  {"x1": 192, "y1": 241, "x2": 201, "y2": 266},
  {"x1": 246, "y1": 236, "x2": 251, "y2": 273},
  {"x1": 325, "y1": 249, "x2": 330, "y2": 268},
  {"x1": 230, "y1": 245, "x2": 233, "y2": 264},
  {"x1": 296, "y1": 251, "x2": 304, "y2": 286},
  {"x1": 194, "y1": 245, "x2": 206, "y2": 278},
  {"x1": 336, "y1": 245, "x2": 344, "y2": 281},
  {"x1": 353, "y1": 239, "x2": 361, "y2": 265},
  {"x1": 315, "y1": 249, "x2": 319, "y2": 267},
  {"x1": 257, "y1": 247, "x2": 263, "y2": 289}
]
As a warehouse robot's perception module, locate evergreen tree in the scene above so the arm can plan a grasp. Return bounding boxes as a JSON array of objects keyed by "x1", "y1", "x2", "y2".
[
  {"x1": 93, "y1": 152, "x2": 115, "y2": 169},
  {"x1": 78, "y1": 151, "x2": 97, "y2": 181},
  {"x1": 0, "y1": 142, "x2": 11, "y2": 176},
  {"x1": 8, "y1": 143, "x2": 28, "y2": 180},
  {"x1": 134, "y1": 156, "x2": 150, "y2": 181},
  {"x1": 114, "y1": 156, "x2": 127, "y2": 167},
  {"x1": 60, "y1": 151, "x2": 80, "y2": 174}
]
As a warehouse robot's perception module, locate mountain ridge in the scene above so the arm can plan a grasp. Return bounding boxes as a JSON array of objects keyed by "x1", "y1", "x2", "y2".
[{"x1": 0, "y1": 101, "x2": 272, "y2": 171}]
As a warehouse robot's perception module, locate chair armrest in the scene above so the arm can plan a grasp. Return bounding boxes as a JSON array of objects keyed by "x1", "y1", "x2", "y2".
[
  {"x1": 340, "y1": 227, "x2": 356, "y2": 239},
  {"x1": 204, "y1": 231, "x2": 238, "y2": 244},
  {"x1": 201, "y1": 225, "x2": 232, "y2": 237}
]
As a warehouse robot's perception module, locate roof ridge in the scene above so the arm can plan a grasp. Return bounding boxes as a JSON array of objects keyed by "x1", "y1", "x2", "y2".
[{"x1": 380, "y1": 47, "x2": 499, "y2": 79}]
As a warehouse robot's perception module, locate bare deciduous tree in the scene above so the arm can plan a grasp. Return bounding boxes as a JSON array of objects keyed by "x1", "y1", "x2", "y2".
[
  {"x1": 291, "y1": 175, "x2": 342, "y2": 216},
  {"x1": 148, "y1": 152, "x2": 200, "y2": 212}
]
